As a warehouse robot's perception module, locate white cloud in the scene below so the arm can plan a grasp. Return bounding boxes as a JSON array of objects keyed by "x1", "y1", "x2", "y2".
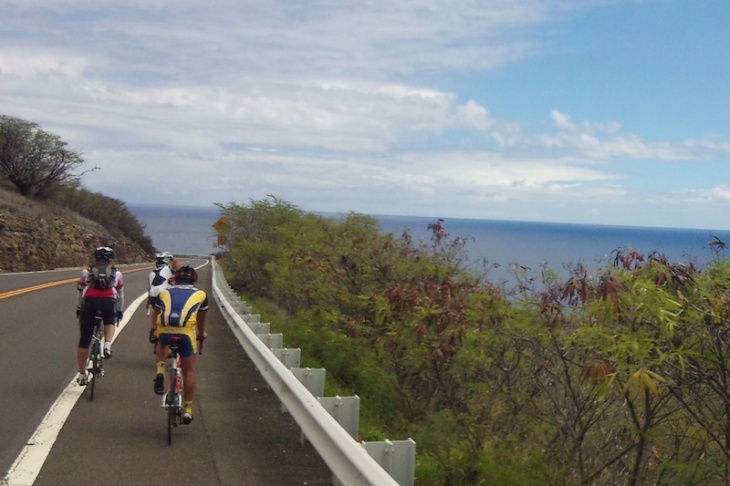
[
  {"x1": 1, "y1": 0, "x2": 729, "y2": 231},
  {"x1": 540, "y1": 110, "x2": 698, "y2": 160},
  {"x1": 456, "y1": 101, "x2": 495, "y2": 131},
  {"x1": 710, "y1": 186, "x2": 730, "y2": 203},
  {"x1": 0, "y1": 50, "x2": 86, "y2": 79},
  {"x1": 551, "y1": 110, "x2": 575, "y2": 130}
]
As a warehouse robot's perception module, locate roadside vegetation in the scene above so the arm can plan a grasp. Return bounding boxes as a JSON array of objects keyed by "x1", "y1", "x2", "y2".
[
  {"x1": 0, "y1": 114, "x2": 154, "y2": 254},
  {"x1": 217, "y1": 195, "x2": 730, "y2": 485}
]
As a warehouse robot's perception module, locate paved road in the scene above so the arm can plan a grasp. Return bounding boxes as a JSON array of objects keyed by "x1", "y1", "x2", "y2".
[{"x1": 1, "y1": 260, "x2": 332, "y2": 485}]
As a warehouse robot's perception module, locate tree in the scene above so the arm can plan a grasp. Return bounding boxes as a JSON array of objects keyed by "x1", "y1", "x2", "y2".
[{"x1": 0, "y1": 115, "x2": 88, "y2": 198}]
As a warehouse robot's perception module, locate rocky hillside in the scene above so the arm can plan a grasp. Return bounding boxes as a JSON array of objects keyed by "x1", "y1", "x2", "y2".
[{"x1": 0, "y1": 188, "x2": 152, "y2": 272}]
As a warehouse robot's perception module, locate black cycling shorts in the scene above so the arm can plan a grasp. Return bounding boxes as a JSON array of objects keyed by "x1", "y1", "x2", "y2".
[{"x1": 78, "y1": 298, "x2": 115, "y2": 348}]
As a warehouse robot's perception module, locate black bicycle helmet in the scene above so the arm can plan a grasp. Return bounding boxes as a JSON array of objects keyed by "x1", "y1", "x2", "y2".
[
  {"x1": 174, "y1": 265, "x2": 198, "y2": 284},
  {"x1": 94, "y1": 246, "x2": 115, "y2": 261}
]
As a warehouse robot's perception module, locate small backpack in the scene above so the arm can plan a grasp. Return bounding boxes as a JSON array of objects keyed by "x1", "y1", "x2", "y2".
[
  {"x1": 150, "y1": 266, "x2": 168, "y2": 287},
  {"x1": 87, "y1": 264, "x2": 116, "y2": 290}
]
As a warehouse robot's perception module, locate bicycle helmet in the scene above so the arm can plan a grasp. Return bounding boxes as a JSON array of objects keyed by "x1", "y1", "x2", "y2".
[
  {"x1": 174, "y1": 265, "x2": 198, "y2": 284},
  {"x1": 154, "y1": 251, "x2": 174, "y2": 267},
  {"x1": 94, "y1": 246, "x2": 115, "y2": 262}
]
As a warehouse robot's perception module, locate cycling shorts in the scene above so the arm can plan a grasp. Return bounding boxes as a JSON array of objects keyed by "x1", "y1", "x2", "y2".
[
  {"x1": 157, "y1": 334, "x2": 195, "y2": 359},
  {"x1": 78, "y1": 298, "x2": 115, "y2": 348},
  {"x1": 148, "y1": 295, "x2": 162, "y2": 309}
]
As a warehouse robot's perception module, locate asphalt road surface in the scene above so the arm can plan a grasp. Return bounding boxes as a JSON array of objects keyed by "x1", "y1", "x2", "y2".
[{"x1": 1, "y1": 260, "x2": 332, "y2": 485}]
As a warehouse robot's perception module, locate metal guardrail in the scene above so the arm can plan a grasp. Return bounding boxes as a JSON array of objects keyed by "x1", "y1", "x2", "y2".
[{"x1": 210, "y1": 258, "x2": 415, "y2": 486}]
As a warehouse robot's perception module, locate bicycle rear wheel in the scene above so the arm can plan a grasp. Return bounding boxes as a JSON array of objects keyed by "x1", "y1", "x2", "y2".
[
  {"x1": 90, "y1": 339, "x2": 101, "y2": 400},
  {"x1": 167, "y1": 404, "x2": 174, "y2": 445},
  {"x1": 167, "y1": 369, "x2": 177, "y2": 445}
]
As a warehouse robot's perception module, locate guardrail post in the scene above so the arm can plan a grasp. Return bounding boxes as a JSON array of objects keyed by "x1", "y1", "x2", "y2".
[
  {"x1": 290, "y1": 368, "x2": 326, "y2": 397},
  {"x1": 272, "y1": 348, "x2": 301, "y2": 369},
  {"x1": 257, "y1": 333, "x2": 283, "y2": 349},
  {"x1": 318, "y1": 395, "x2": 360, "y2": 439},
  {"x1": 256, "y1": 332, "x2": 284, "y2": 384},
  {"x1": 360, "y1": 439, "x2": 416, "y2": 486},
  {"x1": 232, "y1": 302, "x2": 252, "y2": 314},
  {"x1": 248, "y1": 322, "x2": 271, "y2": 334},
  {"x1": 286, "y1": 367, "x2": 326, "y2": 415}
]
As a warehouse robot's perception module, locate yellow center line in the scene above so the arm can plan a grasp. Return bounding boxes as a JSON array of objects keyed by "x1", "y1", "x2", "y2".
[
  {"x1": 0, "y1": 266, "x2": 153, "y2": 300},
  {"x1": 0, "y1": 278, "x2": 77, "y2": 299}
]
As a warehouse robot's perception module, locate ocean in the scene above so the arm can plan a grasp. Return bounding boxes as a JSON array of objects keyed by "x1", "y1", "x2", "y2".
[
  {"x1": 128, "y1": 204, "x2": 730, "y2": 283},
  {"x1": 375, "y1": 215, "x2": 730, "y2": 284},
  {"x1": 129, "y1": 204, "x2": 223, "y2": 256}
]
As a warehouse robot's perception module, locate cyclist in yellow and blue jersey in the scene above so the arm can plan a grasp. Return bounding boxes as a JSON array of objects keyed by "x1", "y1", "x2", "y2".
[{"x1": 153, "y1": 265, "x2": 208, "y2": 424}]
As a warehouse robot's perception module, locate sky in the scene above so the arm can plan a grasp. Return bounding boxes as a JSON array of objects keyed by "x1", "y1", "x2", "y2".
[{"x1": 2, "y1": 0, "x2": 729, "y2": 230}]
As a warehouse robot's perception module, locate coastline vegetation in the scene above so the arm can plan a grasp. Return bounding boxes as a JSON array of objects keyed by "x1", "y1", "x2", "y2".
[
  {"x1": 0, "y1": 114, "x2": 154, "y2": 254},
  {"x1": 217, "y1": 195, "x2": 730, "y2": 485}
]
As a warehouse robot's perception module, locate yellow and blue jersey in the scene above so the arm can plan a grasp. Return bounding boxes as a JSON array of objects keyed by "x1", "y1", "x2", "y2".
[{"x1": 156, "y1": 285, "x2": 208, "y2": 343}]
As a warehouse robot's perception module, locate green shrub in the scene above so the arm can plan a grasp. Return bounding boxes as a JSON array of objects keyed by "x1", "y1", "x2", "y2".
[
  {"x1": 52, "y1": 186, "x2": 155, "y2": 254},
  {"x1": 221, "y1": 196, "x2": 730, "y2": 484}
]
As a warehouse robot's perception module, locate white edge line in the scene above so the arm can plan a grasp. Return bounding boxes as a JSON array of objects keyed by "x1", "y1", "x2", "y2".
[{"x1": 2, "y1": 293, "x2": 148, "y2": 486}]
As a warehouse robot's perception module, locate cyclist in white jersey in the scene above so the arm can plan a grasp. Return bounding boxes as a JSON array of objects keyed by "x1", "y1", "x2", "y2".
[{"x1": 148, "y1": 252, "x2": 178, "y2": 339}]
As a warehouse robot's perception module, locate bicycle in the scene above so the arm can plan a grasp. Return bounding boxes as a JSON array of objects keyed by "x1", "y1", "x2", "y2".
[
  {"x1": 161, "y1": 336, "x2": 203, "y2": 445},
  {"x1": 86, "y1": 312, "x2": 105, "y2": 400}
]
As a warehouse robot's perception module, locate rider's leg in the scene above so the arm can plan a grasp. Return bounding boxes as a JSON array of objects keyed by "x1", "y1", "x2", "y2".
[
  {"x1": 150, "y1": 302, "x2": 158, "y2": 328},
  {"x1": 76, "y1": 309, "x2": 94, "y2": 382},
  {"x1": 77, "y1": 347, "x2": 89, "y2": 374},
  {"x1": 104, "y1": 322, "x2": 115, "y2": 341},
  {"x1": 103, "y1": 323, "x2": 115, "y2": 357},
  {"x1": 99, "y1": 298, "x2": 116, "y2": 358},
  {"x1": 155, "y1": 343, "x2": 168, "y2": 374},
  {"x1": 153, "y1": 339, "x2": 168, "y2": 394},
  {"x1": 181, "y1": 356, "x2": 196, "y2": 404},
  {"x1": 150, "y1": 309, "x2": 161, "y2": 355},
  {"x1": 180, "y1": 356, "x2": 196, "y2": 423}
]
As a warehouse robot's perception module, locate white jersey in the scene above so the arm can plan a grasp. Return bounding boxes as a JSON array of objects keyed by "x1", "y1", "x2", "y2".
[{"x1": 148, "y1": 265, "x2": 174, "y2": 298}]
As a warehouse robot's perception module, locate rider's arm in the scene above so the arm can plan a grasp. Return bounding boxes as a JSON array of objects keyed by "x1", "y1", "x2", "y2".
[
  {"x1": 197, "y1": 293, "x2": 209, "y2": 339},
  {"x1": 114, "y1": 271, "x2": 125, "y2": 312},
  {"x1": 76, "y1": 269, "x2": 88, "y2": 310},
  {"x1": 196, "y1": 309, "x2": 208, "y2": 340},
  {"x1": 77, "y1": 269, "x2": 87, "y2": 292},
  {"x1": 116, "y1": 289, "x2": 125, "y2": 313}
]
